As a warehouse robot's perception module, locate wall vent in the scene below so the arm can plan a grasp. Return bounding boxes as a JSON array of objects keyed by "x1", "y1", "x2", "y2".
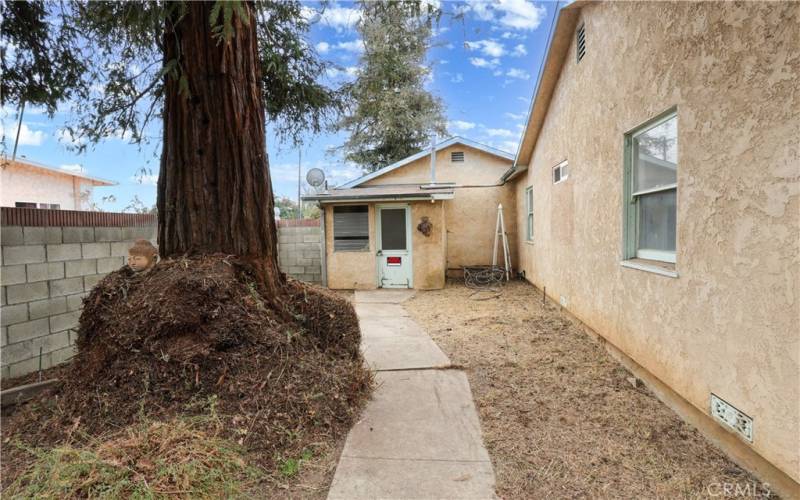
[
  {"x1": 711, "y1": 394, "x2": 753, "y2": 442},
  {"x1": 451, "y1": 151, "x2": 465, "y2": 162},
  {"x1": 576, "y1": 23, "x2": 586, "y2": 63}
]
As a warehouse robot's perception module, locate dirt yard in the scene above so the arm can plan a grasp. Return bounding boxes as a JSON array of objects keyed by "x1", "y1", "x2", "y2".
[{"x1": 405, "y1": 281, "x2": 773, "y2": 499}]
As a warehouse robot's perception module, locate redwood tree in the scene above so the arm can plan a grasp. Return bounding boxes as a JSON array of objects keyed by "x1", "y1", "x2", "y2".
[
  {"x1": 159, "y1": 2, "x2": 281, "y2": 292},
  {"x1": 1, "y1": 1, "x2": 342, "y2": 295}
]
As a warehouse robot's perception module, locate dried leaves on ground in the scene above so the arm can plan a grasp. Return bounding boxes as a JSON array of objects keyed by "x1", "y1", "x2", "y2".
[
  {"x1": 405, "y1": 281, "x2": 773, "y2": 499},
  {"x1": 1, "y1": 256, "x2": 373, "y2": 497}
]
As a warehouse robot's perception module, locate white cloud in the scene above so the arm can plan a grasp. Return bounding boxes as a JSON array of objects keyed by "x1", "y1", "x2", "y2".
[
  {"x1": 60, "y1": 163, "x2": 85, "y2": 173},
  {"x1": 485, "y1": 127, "x2": 515, "y2": 138},
  {"x1": 464, "y1": 39, "x2": 505, "y2": 58},
  {"x1": 335, "y1": 39, "x2": 365, "y2": 53},
  {"x1": 0, "y1": 122, "x2": 46, "y2": 146},
  {"x1": 131, "y1": 174, "x2": 158, "y2": 186},
  {"x1": 493, "y1": 69, "x2": 504, "y2": 77},
  {"x1": 450, "y1": 73, "x2": 464, "y2": 83},
  {"x1": 316, "y1": 41, "x2": 330, "y2": 54},
  {"x1": 506, "y1": 68, "x2": 531, "y2": 80},
  {"x1": 512, "y1": 44, "x2": 527, "y2": 57},
  {"x1": 319, "y1": 5, "x2": 362, "y2": 32},
  {"x1": 501, "y1": 31, "x2": 527, "y2": 40},
  {"x1": 463, "y1": 0, "x2": 547, "y2": 31},
  {"x1": 448, "y1": 120, "x2": 476, "y2": 131},
  {"x1": 497, "y1": 0, "x2": 547, "y2": 30},
  {"x1": 464, "y1": 0, "x2": 494, "y2": 21},
  {"x1": 504, "y1": 112, "x2": 526, "y2": 120},
  {"x1": 469, "y1": 57, "x2": 500, "y2": 69},
  {"x1": 326, "y1": 66, "x2": 360, "y2": 79}
]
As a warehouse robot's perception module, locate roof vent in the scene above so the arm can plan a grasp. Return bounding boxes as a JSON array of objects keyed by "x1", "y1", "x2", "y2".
[
  {"x1": 451, "y1": 151, "x2": 465, "y2": 162},
  {"x1": 576, "y1": 23, "x2": 586, "y2": 62}
]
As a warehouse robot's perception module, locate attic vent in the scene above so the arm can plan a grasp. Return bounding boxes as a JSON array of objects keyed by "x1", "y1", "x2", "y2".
[
  {"x1": 576, "y1": 23, "x2": 586, "y2": 62},
  {"x1": 451, "y1": 151, "x2": 465, "y2": 162}
]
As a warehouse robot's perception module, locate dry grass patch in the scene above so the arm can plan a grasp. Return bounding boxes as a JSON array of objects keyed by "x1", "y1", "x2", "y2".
[{"x1": 405, "y1": 281, "x2": 773, "y2": 499}]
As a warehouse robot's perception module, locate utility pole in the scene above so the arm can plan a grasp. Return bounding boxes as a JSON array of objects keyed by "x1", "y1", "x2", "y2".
[
  {"x1": 11, "y1": 101, "x2": 25, "y2": 162},
  {"x1": 296, "y1": 149, "x2": 302, "y2": 220}
]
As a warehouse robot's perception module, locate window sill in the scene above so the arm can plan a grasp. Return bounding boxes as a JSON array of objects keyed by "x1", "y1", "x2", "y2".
[
  {"x1": 333, "y1": 249, "x2": 371, "y2": 253},
  {"x1": 621, "y1": 258, "x2": 678, "y2": 278},
  {"x1": 525, "y1": 240, "x2": 534, "y2": 245}
]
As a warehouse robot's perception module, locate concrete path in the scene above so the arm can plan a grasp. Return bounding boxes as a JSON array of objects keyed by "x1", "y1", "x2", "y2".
[{"x1": 328, "y1": 290, "x2": 497, "y2": 500}]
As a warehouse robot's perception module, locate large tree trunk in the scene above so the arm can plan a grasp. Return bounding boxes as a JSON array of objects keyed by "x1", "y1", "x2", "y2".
[{"x1": 158, "y1": 2, "x2": 283, "y2": 295}]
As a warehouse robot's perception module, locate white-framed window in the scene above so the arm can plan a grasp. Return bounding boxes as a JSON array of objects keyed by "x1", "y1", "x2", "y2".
[
  {"x1": 333, "y1": 205, "x2": 369, "y2": 251},
  {"x1": 624, "y1": 110, "x2": 677, "y2": 264},
  {"x1": 525, "y1": 186, "x2": 533, "y2": 241},
  {"x1": 553, "y1": 160, "x2": 568, "y2": 184}
]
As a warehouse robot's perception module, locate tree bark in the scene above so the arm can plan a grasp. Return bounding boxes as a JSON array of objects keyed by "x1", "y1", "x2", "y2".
[{"x1": 158, "y1": 2, "x2": 283, "y2": 295}]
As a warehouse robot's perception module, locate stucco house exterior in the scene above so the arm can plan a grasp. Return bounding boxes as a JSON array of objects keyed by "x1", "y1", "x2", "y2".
[
  {"x1": 1, "y1": 158, "x2": 114, "y2": 210},
  {"x1": 501, "y1": 1, "x2": 799, "y2": 495},
  {"x1": 303, "y1": 137, "x2": 515, "y2": 290}
]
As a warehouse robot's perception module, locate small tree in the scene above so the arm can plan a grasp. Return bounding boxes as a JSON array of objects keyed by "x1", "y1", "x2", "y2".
[
  {"x1": 337, "y1": 0, "x2": 447, "y2": 173},
  {"x1": 2, "y1": 1, "x2": 342, "y2": 295}
]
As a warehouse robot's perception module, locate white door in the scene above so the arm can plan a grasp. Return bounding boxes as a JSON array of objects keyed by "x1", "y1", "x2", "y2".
[{"x1": 377, "y1": 205, "x2": 412, "y2": 288}]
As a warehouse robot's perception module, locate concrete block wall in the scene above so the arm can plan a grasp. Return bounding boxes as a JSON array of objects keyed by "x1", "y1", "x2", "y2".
[
  {"x1": 278, "y1": 225, "x2": 322, "y2": 283},
  {"x1": 1, "y1": 220, "x2": 321, "y2": 380},
  {"x1": 1, "y1": 224, "x2": 156, "y2": 379}
]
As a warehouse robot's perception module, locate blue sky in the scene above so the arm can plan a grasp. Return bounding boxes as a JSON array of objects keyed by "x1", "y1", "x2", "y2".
[{"x1": 1, "y1": 0, "x2": 558, "y2": 212}]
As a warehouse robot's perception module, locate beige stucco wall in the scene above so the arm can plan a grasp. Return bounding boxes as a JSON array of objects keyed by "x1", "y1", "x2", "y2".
[
  {"x1": 513, "y1": 1, "x2": 799, "y2": 482},
  {"x1": 324, "y1": 200, "x2": 447, "y2": 290},
  {"x1": 1, "y1": 163, "x2": 94, "y2": 210},
  {"x1": 411, "y1": 200, "x2": 446, "y2": 289},
  {"x1": 364, "y1": 144, "x2": 517, "y2": 274},
  {"x1": 324, "y1": 204, "x2": 377, "y2": 290}
]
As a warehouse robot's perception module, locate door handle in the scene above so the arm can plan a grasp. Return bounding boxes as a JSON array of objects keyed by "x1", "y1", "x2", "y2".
[{"x1": 377, "y1": 250, "x2": 383, "y2": 256}]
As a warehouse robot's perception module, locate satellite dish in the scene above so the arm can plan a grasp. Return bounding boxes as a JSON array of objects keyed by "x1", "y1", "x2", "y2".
[{"x1": 306, "y1": 168, "x2": 326, "y2": 188}]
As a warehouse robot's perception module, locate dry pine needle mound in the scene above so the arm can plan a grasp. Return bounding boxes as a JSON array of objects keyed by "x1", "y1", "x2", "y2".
[{"x1": 2, "y1": 255, "x2": 373, "y2": 489}]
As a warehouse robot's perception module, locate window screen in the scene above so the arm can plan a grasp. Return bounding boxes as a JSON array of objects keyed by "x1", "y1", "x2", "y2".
[
  {"x1": 380, "y1": 208, "x2": 407, "y2": 250},
  {"x1": 525, "y1": 187, "x2": 533, "y2": 241},
  {"x1": 15, "y1": 202, "x2": 37, "y2": 208},
  {"x1": 625, "y1": 112, "x2": 678, "y2": 263},
  {"x1": 333, "y1": 205, "x2": 369, "y2": 251}
]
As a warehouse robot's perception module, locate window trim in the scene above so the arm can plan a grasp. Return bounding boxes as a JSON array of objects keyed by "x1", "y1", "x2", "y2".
[
  {"x1": 622, "y1": 107, "x2": 678, "y2": 267},
  {"x1": 552, "y1": 160, "x2": 568, "y2": 184},
  {"x1": 525, "y1": 186, "x2": 534, "y2": 242}
]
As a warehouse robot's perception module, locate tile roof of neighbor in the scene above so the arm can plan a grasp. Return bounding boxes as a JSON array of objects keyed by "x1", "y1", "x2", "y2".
[
  {"x1": 340, "y1": 136, "x2": 514, "y2": 189},
  {"x1": 3, "y1": 157, "x2": 116, "y2": 186},
  {"x1": 302, "y1": 184, "x2": 455, "y2": 202}
]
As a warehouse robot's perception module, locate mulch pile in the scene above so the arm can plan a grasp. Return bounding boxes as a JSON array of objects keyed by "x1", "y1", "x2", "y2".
[{"x1": 1, "y1": 255, "x2": 372, "y2": 488}]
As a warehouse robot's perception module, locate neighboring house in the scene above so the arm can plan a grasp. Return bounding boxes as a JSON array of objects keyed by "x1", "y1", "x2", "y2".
[
  {"x1": 1, "y1": 158, "x2": 114, "y2": 210},
  {"x1": 502, "y1": 0, "x2": 799, "y2": 494},
  {"x1": 303, "y1": 137, "x2": 515, "y2": 290}
]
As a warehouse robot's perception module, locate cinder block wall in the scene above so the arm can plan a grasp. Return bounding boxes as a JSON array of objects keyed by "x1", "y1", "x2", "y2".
[
  {"x1": 1, "y1": 224, "x2": 157, "y2": 379},
  {"x1": 1, "y1": 212, "x2": 322, "y2": 380},
  {"x1": 278, "y1": 223, "x2": 322, "y2": 284}
]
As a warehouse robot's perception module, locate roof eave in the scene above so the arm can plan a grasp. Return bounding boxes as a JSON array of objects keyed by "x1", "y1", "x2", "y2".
[
  {"x1": 514, "y1": 1, "x2": 587, "y2": 168},
  {"x1": 340, "y1": 136, "x2": 514, "y2": 189}
]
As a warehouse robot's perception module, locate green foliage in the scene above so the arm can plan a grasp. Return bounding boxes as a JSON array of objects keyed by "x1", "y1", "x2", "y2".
[
  {"x1": 279, "y1": 449, "x2": 313, "y2": 477},
  {"x1": 0, "y1": 0, "x2": 344, "y2": 150},
  {"x1": 336, "y1": 0, "x2": 448, "y2": 172},
  {"x1": 275, "y1": 195, "x2": 321, "y2": 220},
  {"x1": 5, "y1": 417, "x2": 260, "y2": 499}
]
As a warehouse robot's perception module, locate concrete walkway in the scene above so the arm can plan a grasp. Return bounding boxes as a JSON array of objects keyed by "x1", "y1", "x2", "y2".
[{"x1": 328, "y1": 290, "x2": 497, "y2": 500}]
